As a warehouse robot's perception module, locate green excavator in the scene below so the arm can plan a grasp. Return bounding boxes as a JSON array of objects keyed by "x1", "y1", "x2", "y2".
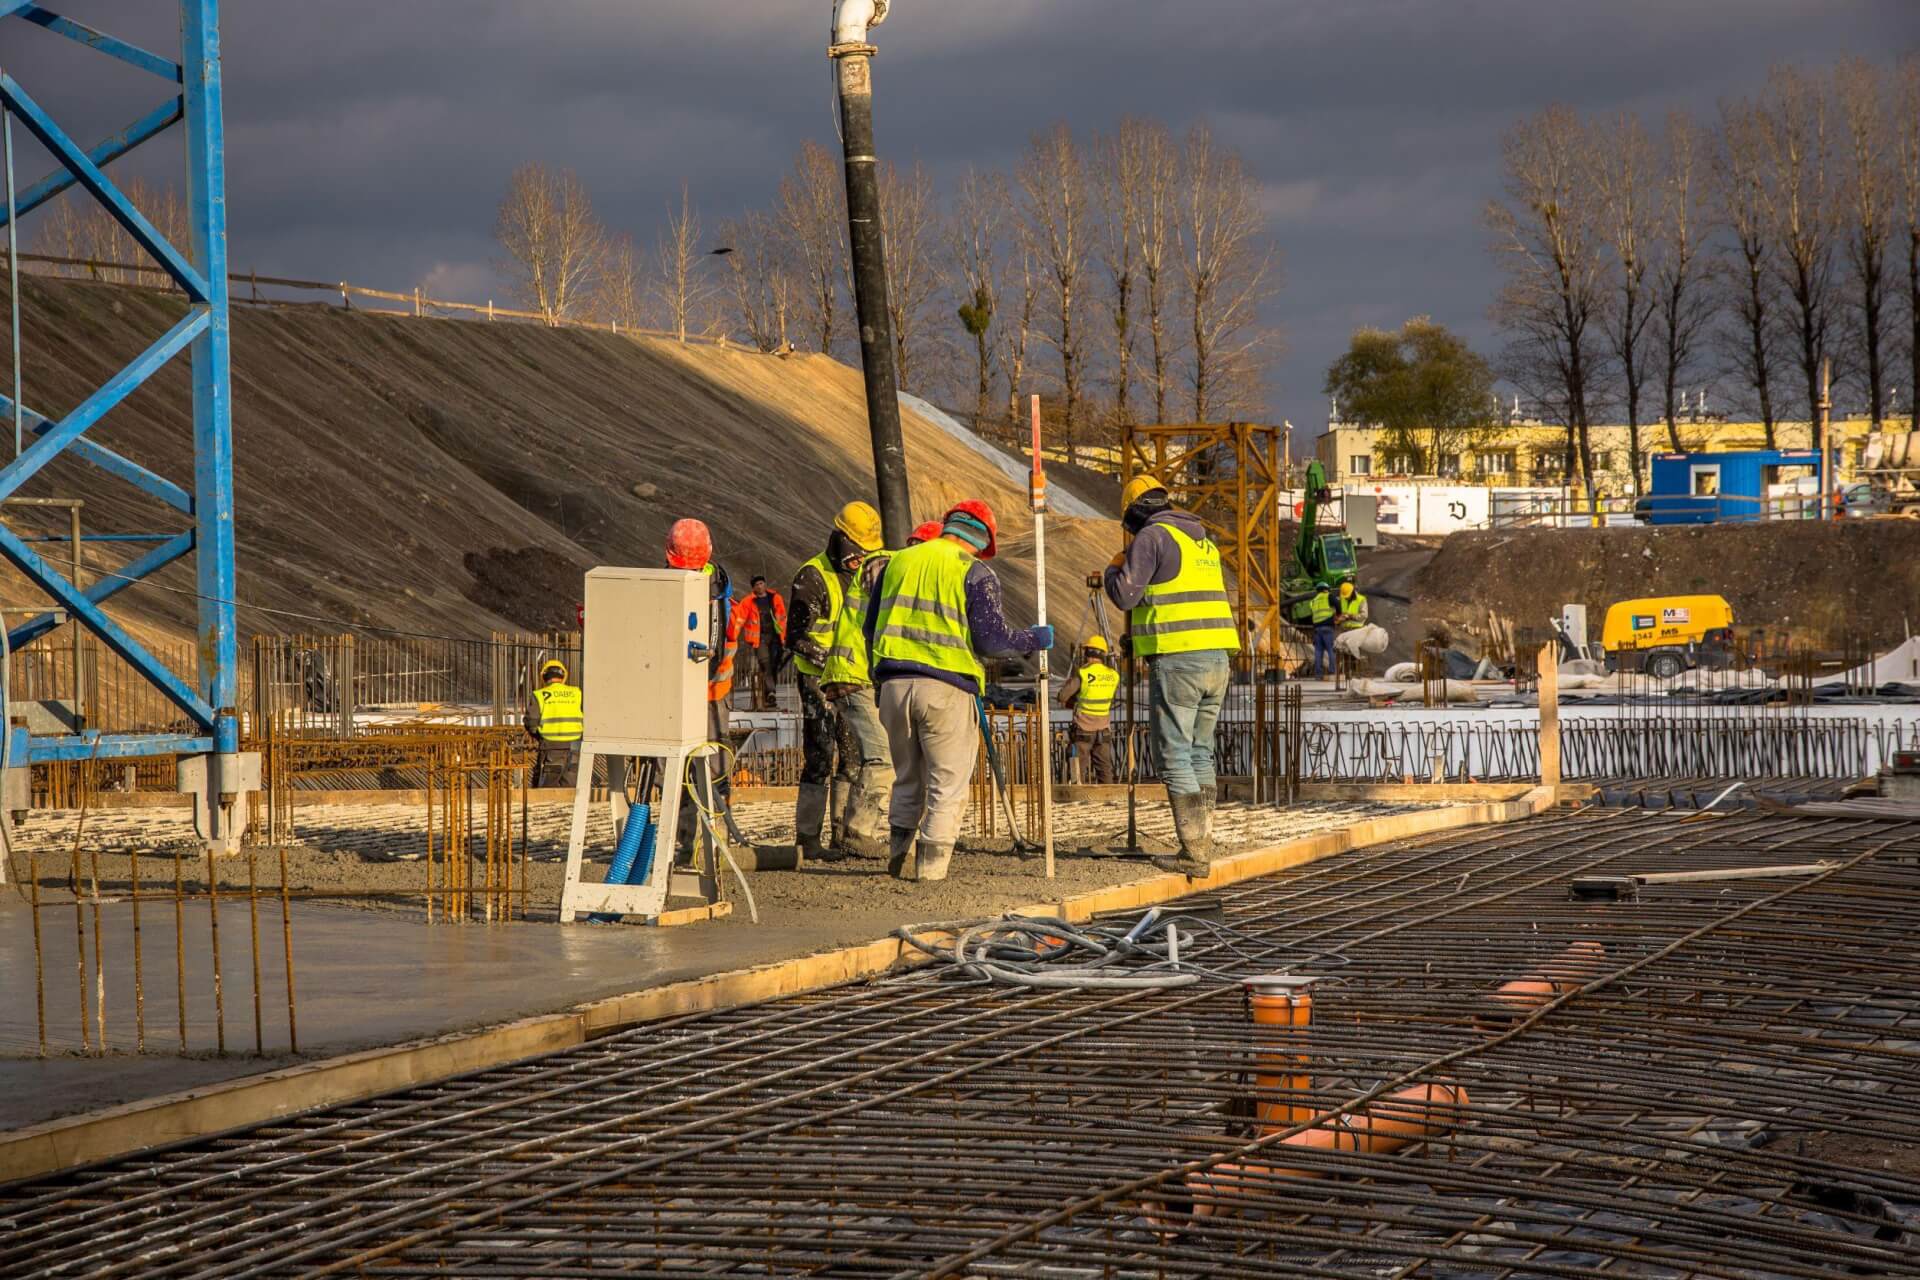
[{"x1": 1283, "y1": 460, "x2": 1359, "y2": 628}]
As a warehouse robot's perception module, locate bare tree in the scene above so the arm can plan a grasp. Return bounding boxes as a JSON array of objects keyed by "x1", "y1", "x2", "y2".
[
  {"x1": 1179, "y1": 123, "x2": 1278, "y2": 424},
  {"x1": 1019, "y1": 125, "x2": 1092, "y2": 463},
  {"x1": 32, "y1": 179, "x2": 188, "y2": 284},
  {"x1": 1900, "y1": 55, "x2": 1920, "y2": 426},
  {"x1": 653, "y1": 183, "x2": 710, "y2": 343},
  {"x1": 593, "y1": 233, "x2": 647, "y2": 331},
  {"x1": 1094, "y1": 120, "x2": 1149, "y2": 429},
  {"x1": 1594, "y1": 111, "x2": 1658, "y2": 494},
  {"x1": 717, "y1": 211, "x2": 792, "y2": 354},
  {"x1": 1652, "y1": 111, "x2": 1715, "y2": 453},
  {"x1": 947, "y1": 168, "x2": 1004, "y2": 427},
  {"x1": 495, "y1": 163, "x2": 605, "y2": 322},
  {"x1": 1131, "y1": 120, "x2": 1181, "y2": 424},
  {"x1": 1715, "y1": 96, "x2": 1783, "y2": 447},
  {"x1": 776, "y1": 141, "x2": 848, "y2": 354},
  {"x1": 877, "y1": 159, "x2": 940, "y2": 395},
  {"x1": 1001, "y1": 216, "x2": 1042, "y2": 427},
  {"x1": 1760, "y1": 65, "x2": 1839, "y2": 434},
  {"x1": 1837, "y1": 58, "x2": 1897, "y2": 429},
  {"x1": 1487, "y1": 106, "x2": 1607, "y2": 501}
]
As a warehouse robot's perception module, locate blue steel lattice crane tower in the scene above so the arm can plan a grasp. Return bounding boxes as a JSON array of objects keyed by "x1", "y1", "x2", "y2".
[{"x1": 0, "y1": 2, "x2": 254, "y2": 850}]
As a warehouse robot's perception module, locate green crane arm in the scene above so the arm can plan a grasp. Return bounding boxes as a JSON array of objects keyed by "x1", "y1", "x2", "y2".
[{"x1": 1296, "y1": 460, "x2": 1332, "y2": 573}]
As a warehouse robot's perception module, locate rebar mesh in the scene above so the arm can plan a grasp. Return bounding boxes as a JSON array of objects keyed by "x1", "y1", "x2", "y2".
[{"x1": 5, "y1": 807, "x2": 1919, "y2": 1278}]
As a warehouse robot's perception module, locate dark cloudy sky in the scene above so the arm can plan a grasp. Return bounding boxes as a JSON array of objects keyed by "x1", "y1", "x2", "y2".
[{"x1": 8, "y1": 1, "x2": 1914, "y2": 439}]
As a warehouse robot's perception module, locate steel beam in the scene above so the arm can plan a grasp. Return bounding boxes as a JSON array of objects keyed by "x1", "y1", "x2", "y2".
[
  {"x1": 0, "y1": 393, "x2": 196, "y2": 512},
  {"x1": 0, "y1": 72, "x2": 208, "y2": 299},
  {"x1": 0, "y1": 94, "x2": 184, "y2": 229},
  {"x1": 6, "y1": 529, "x2": 192, "y2": 647}
]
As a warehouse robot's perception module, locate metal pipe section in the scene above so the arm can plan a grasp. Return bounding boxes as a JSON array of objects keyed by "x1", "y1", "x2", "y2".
[{"x1": 830, "y1": 3, "x2": 911, "y2": 546}]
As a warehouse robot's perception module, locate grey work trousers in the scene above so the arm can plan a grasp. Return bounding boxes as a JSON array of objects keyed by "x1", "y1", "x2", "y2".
[
  {"x1": 877, "y1": 677, "x2": 978, "y2": 844},
  {"x1": 829, "y1": 685, "x2": 895, "y2": 836}
]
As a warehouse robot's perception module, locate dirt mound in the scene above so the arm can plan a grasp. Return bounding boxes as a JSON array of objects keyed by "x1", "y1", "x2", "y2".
[
  {"x1": 462, "y1": 547, "x2": 584, "y2": 630},
  {"x1": 1414, "y1": 521, "x2": 1920, "y2": 650},
  {"x1": 4, "y1": 275, "x2": 1119, "y2": 648}
]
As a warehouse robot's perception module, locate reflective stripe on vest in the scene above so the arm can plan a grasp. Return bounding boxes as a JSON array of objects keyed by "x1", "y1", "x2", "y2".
[
  {"x1": 791, "y1": 551, "x2": 844, "y2": 678},
  {"x1": 1129, "y1": 524, "x2": 1242, "y2": 656},
  {"x1": 872, "y1": 539, "x2": 985, "y2": 693},
  {"x1": 823, "y1": 551, "x2": 890, "y2": 687},
  {"x1": 1310, "y1": 591, "x2": 1334, "y2": 624},
  {"x1": 1076, "y1": 662, "x2": 1120, "y2": 720},
  {"x1": 533, "y1": 683, "x2": 583, "y2": 742}
]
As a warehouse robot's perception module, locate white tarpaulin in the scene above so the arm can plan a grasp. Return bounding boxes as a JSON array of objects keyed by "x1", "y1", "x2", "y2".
[{"x1": 1813, "y1": 636, "x2": 1920, "y2": 687}]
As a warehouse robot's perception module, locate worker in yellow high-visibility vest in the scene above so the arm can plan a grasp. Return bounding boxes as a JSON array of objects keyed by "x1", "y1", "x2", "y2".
[
  {"x1": 1101, "y1": 475, "x2": 1241, "y2": 877},
  {"x1": 787, "y1": 501, "x2": 884, "y2": 865},
  {"x1": 524, "y1": 659, "x2": 582, "y2": 788},
  {"x1": 1058, "y1": 634, "x2": 1121, "y2": 783},
  {"x1": 869, "y1": 501, "x2": 1053, "y2": 882}
]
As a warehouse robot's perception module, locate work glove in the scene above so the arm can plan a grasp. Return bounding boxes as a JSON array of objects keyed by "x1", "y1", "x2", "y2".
[{"x1": 1027, "y1": 625, "x2": 1056, "y2": 651}]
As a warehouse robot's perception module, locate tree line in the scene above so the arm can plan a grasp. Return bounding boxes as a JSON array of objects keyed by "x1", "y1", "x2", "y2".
[
  {"x1": 493, "y1": 119, "x2": 1281, "y2": 464},
  {"x1": 1487, "y1": 55, "x2": 1920, "y2": 499}
]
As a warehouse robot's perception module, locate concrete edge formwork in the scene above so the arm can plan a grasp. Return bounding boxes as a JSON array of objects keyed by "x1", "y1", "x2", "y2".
[{"x1": 0, "y1": 786, "x2": 1556, "y2": 1186}]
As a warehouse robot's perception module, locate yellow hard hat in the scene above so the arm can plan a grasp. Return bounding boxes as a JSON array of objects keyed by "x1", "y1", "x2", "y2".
[
  {"x1": 1121, "y1": 474, "x2": 1167, "y2": 513},
  {"x1": 834, "y1": 500, "x2": 884, "y2": 552},
  {"x1": 1339, "y1": 580, "x2": 1355, "y2": 597},
  {"x1": 540, "y1": 660, "x2": 568, "y2": 681},
  {"x1": 1084, "y1": 634, "x2": 1110, "y2": 654}
]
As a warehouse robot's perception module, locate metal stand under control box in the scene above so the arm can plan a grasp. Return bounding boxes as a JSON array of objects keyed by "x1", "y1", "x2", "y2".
[{"x1": 559, "y1": 567, "x2": 713, "y2": 923}]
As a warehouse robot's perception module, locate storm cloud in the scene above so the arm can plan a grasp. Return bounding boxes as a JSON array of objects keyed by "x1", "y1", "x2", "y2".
[{"x1": 7, "y1": 1, "x2": 1913, "y2": 435}]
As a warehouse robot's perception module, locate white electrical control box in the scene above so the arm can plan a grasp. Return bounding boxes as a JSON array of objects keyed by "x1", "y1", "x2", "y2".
[{"x1": 582, "y1": 567, "x2": 711, "y2": 753}]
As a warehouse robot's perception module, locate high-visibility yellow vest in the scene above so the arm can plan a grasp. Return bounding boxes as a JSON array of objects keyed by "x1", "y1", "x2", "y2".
[
  {"x1": 1130, "y1": 525, "x2": 1241, "y2": 656},
  {"x1": 872, "y1": 539, "x2": 986, "y2": 693},
  {"x1": 532, "y1": 683, "x2": 583, "y2": 742},
  {"x1": 1337, "y1": 591, "x2": 1368, "y2": 628},
  {"x1": 1309, "y1": 591, "x2": 1335, "y2": 624},
  {"x1": 1076, "y1": 661, "x2": 1120, "y2": 720},
  {"x1": 791, "y1": 551, "x2": 844, "y2": 678},
  {"x1": 823, "y1": 551, "x2": 890, "y2": 687}
]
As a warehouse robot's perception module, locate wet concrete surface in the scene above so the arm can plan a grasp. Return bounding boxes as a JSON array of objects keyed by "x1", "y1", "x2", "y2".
[{"x1": 1, "y1": 799, "x2": 1430, "y2": 1132}]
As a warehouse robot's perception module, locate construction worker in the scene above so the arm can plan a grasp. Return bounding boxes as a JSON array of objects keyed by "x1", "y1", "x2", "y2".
[
  {"x1": 666, "y1": 518, "x2": 738, "y2": 856},
  {"x1": 869, "y1": 500, "x2": 1053, "y2": 881},
  {"x1": 1310, "y1": 582, "x2": 1338, "y2": 678},
  {"x1": 748, "y1": 575, "x2": 788, "y2": 709},
  {"x1": 1336, "y1": 580, "x2": 1369, "y2": 630},
  {"x1": 1059, "y1": 635, "x2": 1120, "y2": 783},
  {"x1": 524, "y1": 659, "x2": 582, "y2": 788},
  {"x1": 1102, "y1": 475, "x2": 1240, "y2": 878},
  {"x1": 727, "y1": 589, "x2": 763, "y2": 711},
  {"x1": 788, "y1": 501, "x2": 884, "y2": 865},
  {"x1": 819, "y1": 535, "x2": 901, "y2": 858}
]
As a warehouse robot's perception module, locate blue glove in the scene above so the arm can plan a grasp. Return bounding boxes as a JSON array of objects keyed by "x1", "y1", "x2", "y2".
[{"x1": 1028, "y1": 625, "x2": 1055, "y2": 651}]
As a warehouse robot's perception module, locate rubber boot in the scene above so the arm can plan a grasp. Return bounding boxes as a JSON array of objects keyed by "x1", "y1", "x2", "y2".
[
  {"x1": 830, "y1": 778, "x2": 853, "y2": 849},
  {"x1": 1201, "y1": 789, "x2": 1218, "y2": 846},
  {"x1": 795, "y1": 783, "x2": 843, "y2": 868},
  {"x1": 1152, "y1": 793, "x2": 1212, "y2": 879},
  {"x1": 916, "y1": 839, "x2": 954, "y2": 882},
  {"x1": 840, "y1": 789, "x2": 888, "y2": 857},
  {"x1": 887, "y1": 825, "x2": 918, "y2": 880}
]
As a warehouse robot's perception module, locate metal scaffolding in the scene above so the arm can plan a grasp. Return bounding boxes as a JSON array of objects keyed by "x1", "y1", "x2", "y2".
[
  {"x1": 0, "y1": 2, "x2": 238, "y2": 769},
  {"x1": 1123, "y1": 421, "x2": 1289, "y2": 655}
]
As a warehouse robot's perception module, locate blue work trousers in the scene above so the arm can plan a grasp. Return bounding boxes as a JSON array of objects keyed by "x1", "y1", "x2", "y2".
[
  {"x1": 1148, "y1": 650, "x2": 1231, "y2": 799},
  {"x1": 1312, "y1": 624, "x2": 1337, "y2": 678}
]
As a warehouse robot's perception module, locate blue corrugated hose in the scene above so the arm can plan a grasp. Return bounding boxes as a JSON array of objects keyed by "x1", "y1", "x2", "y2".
[{"x1": 587, "y1": 804, "x2": 656, "y2": 922}]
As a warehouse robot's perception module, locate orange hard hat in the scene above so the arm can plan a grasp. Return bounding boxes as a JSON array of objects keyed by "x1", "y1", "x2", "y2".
[
  {"x1": 942, "y1": 499, "x2": 998, "y2": 559},
  {"x1": 666, "y1": 517, "x2": 712, "y2": 570},
  {"x1": 909, "y1": 519, "x2": 944, "y2": 545}
]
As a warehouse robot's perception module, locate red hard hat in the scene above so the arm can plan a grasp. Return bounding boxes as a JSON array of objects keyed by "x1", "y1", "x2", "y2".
[
  {"x1": 666, "y1": 517, "x2": 712, "y2": 570},
  {"x1": 909, "y1": 519, "x2": 944, "y2": 545},
  {"x1": 944, "y1": 499, "x2": 998, "y2": 559}
]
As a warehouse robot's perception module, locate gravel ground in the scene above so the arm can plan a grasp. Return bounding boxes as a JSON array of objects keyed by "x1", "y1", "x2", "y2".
[{"x1": 4, "y1": 799, "x2": 1427, "y2": 929}]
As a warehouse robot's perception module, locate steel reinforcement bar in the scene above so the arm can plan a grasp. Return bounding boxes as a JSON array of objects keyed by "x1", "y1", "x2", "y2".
[{"x1": 4, "y1": 807, "x2": 1920, "y2": 1277}]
